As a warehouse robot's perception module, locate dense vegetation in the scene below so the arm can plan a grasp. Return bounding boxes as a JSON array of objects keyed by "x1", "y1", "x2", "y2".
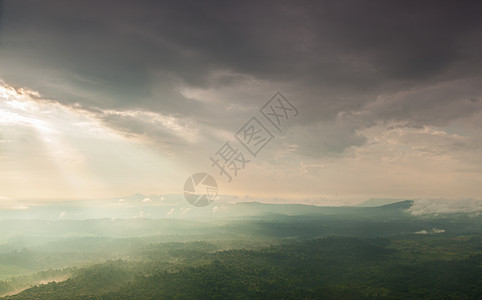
[
  {"x1": 0, "y1": 235, "x2": 480, "y2": 299},
  {"x1": 0, "y1": 201, "x2": 480, "y2": 299}
]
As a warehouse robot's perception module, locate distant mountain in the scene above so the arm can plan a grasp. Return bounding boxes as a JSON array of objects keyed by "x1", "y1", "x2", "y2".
[
  {"x1": 354, "y1": 198, "x2": 412, "y2": 207},
  {"x1": 378, "y1": 200, "x2": 414, "y2": 209},
  {"x1": 204, "y1": 200, "x2": 415, "y2": 220},
  {"x1": 0, "y1": 196, "x2": 416, "y2": 220}
]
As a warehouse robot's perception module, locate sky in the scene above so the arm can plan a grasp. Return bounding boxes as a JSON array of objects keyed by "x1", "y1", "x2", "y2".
[{"x1": 1, "y1": 0, "x2": 482, "y2": 206}]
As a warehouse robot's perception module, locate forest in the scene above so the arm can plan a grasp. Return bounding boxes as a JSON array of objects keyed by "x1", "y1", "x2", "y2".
[{"x1": 0, "y1": 201, "x2": 480, "y2": 299}]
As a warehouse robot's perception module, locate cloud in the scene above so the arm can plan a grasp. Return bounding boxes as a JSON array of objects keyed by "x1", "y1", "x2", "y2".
[
  {"x1": 361, "y1": 78, "x2": 482, "y2": 127},
  {"x1": 2, "y1": 1, "x2": 482, "y2": 159},
  {"x1": 212, "y1": 205, "x2": 227, "y2": 214},
  {"x1": 415, "y1": 228, "x2": 446, "y2": 235},
  {"x1": 142, "y1": 197, "x2": 152, "y2": 203},
  {"x1": 2, "y1": 1, "x2": 481, "y2": 111},
  {"x1": 94, "y1": 108, "x2": 200, "y2": 147},
  {"x1": 408, "y1": 198, "x2": 482, "y2": 216},
  {"x1": 2, "y1": 1, "x2": 482, "y2": 201}
]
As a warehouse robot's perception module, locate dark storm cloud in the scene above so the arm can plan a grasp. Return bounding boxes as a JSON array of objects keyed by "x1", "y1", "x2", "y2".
[
  {"x1": 0, "y1": 0, "x2": 4, "y2": 42},
  {"x1": 308, "y1": 1, "x2": 482, "y2": 79},
  {"x1": 2, "y1": 1, "x2": 478, "y2": 96},
  {"x1": 1, "y1": 0, "x2": 482, "y2": 155}
]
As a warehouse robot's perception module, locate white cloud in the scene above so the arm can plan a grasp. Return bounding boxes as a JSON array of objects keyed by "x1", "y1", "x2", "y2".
[
  {"x1": 408, "y1": 198, "x2": 482, "y2": 216},
  {"x1": 414, "y1": 230, "x2": 429, "y2": 235},
  {"x1": 142, "y1": 197, "x2": 152, "y2": 203},
  {"x1": 212, "y1": 205, "x2": 228, "y2": 214},
  {"x1": 415, "y1": 228, "x2": 446, "y2": 234}
]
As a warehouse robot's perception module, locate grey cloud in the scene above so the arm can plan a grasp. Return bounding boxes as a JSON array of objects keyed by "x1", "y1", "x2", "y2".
[
  {"x1": 0, "y1": 0, "x2": 3, "y2": 41},
  {"x1": 361, "y1": 78, "x2": 482, "y2": 127},
  {"x1": 313, "y1": 1, "x2": 482, "y2": 79},
  {"x1": 1, "y1": 0, "x2": 482, "y2": 157},
  {"x1": 288, "y1": 115, "x2": 369, "y2": 158},
  {"x1": 3, "y1": 1, "x2": 481, "y2": 102}
]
